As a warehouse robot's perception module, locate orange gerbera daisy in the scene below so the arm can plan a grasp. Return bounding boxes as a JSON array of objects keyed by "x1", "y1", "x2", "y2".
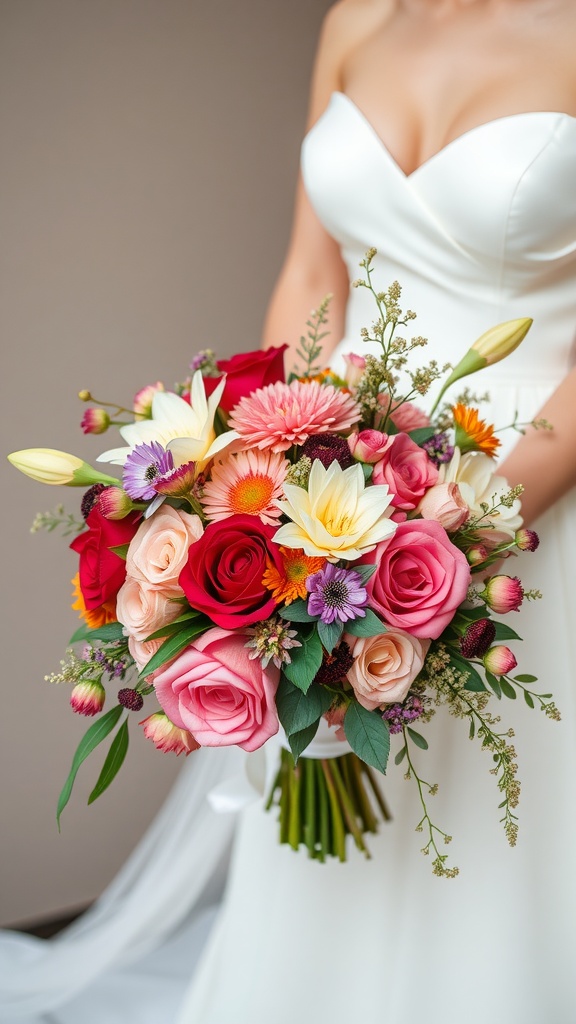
[
  {"x1": 71, "y1": 573, "x2": 117, "y2": 629},
  {"x1": 262, "y1": 547, "x2": 325, "y2": 605},
  {"x1": 452, "y1": 404, "x2": 501, "y2": 458}
]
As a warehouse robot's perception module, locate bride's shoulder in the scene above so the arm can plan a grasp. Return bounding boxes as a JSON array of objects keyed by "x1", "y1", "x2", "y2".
[{"x1": 322, "y1": 0, "x2": 395, "y2": 44}]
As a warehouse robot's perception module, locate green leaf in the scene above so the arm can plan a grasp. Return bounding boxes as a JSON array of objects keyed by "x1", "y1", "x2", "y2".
[
  {"x1": 276, "y1": 675, "x2": 333, "y2": 736},
  {"x1": 57, "y1": 705, "x2": 123, "y2": 827},
  {"x1": 345, "y1": 609, "x2": 387, "y2": 638},
  {"x1": 394, "y1": 745, "x2": 407, "y2": 766},
  {"x1": 288, "y1": 720, "x2": 320, "y2": 763},
  {"x1": 492, "y1": 622, "x2": 522, "y2": 642},
  {"x1": 408, "y1": 426, "x2": 436, "y2": 445},
  {"x1": 485, "y1": 672, "x2": 502, "y2": 699},
  {"x1": 523, "y1": 690, "x2": 535, "y2": 709},
  {"x1": 88, "y1": 720, "x2": 129, "y2": 804},
  {"x1": 361, "y1": 463, "x2": 374, "y2": 482},
  {"x1": 144, "y1": 610, "x2": 201, "y2": 642},
  {"x1": 109, "y1": 543, "x2": 130, "y2": 560},
  {"x1": 69, "y1": 621, "x2": 125, "y2": 645},
  {"x1": 282, "y1": 626, "x2": 324, "y2": 694},
  {"x1": 352, "y1": 563, "x2": 377, "y2": 585},
  {"x1": 500, "y1": 679, "x2": 517, "y2": 700},
  {"x1": 139, "y1": 618, "x2": 211, "y2": 678},
  {"x1": 449, "y1": 652, "x2": 487, "y2": 692},
  {"x1": 514, "y1": 674, "x2": 538, "y2": 683},
  {"x1": 317, "y1": 618, "x2": 343, "y2": 653},
  {"x1": 278, "y1": 599, "x2": 315, "y2": 623},
  {"x1": 344, "y1": 703, "x2": 390, "y2": 774},
  {"x1": 469, "y1": 718, "x2": 475, "y2": 740},
  {"x1": 406, "y1": 727, "x2": 428, "y2": 750}
]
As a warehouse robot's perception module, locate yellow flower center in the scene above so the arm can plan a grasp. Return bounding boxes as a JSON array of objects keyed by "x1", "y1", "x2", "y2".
[{"x1": 229, "y1": 474, "x2": 274, "y2": 515}]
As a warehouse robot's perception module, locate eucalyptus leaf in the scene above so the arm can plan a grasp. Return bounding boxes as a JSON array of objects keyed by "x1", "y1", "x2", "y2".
[
  {"x1": 345, "y1": 609, "x2": 387, "y2": 638},
  {"x1": 344, "y1": 703, "x2": 390, "y2": 774},
  {"x1": 523, "y1": 690, "x2": 535, "y2": 709},
  {"x1": 485, "y1": 672, "x2": 502, "y2": 699},
  {"x1": 278, "y1": 599, "x2": 315, "y2": 623},
  {"x1": 57, "y1": 705, "x2": 123, "y2": 827},
  {"x1": 276, "y1": 675, "x2": 333, "y2": 736},
  {"x1": 406, "y1": 727, "x2": 429, "y2": 750},
  {"x1": 514, "y1": 674, "x2": 538, "y2": 683},
  {"x1": 500, "y1": 679, "x2": 517, "y2": 700},
  {"x1": 69, "y1": 621, "x2": 125, "y2": 645},
  {"x1": 288, "y1": 720, "x2": 320, "y2": 763},
  {"x1": 139, "y1": 618, "x2": 211, "y2": 679},
  {"x1": 394, "y1": 745, "x2": 407, "y2": 766},
  {"x1": 88, "y1": 720, "x2": 129, "y2": 804},
  {"x1": 317, "y1": 618, "x2": 343, "y2": 653},
  {"x1": 282, "y1": 626, "x2": 323, "y2": 694}
]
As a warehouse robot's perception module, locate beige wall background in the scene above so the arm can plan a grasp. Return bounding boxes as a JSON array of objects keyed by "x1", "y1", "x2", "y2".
[{"x1": 0, "y1": 0, "x2": 332, "y2": 927}]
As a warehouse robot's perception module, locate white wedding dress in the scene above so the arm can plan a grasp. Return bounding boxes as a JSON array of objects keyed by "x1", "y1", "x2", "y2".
[{"x1": 2, "y1": 92, "x2": 576, "y2": 1024}]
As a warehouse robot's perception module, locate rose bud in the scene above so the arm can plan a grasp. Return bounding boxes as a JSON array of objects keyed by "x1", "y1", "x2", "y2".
[
  {"x1": 97, "y1": 486, "x2": 138, "y2": 520},
  {"x1": 342, "y1": 352, "x2": 366, "y2": 387},
  {"x1": 483, "y1": 645, "x2": 518, "y2": 676},
  {"x1": 133, "y1": 381, "x2": 165, "y2": 419},
  {"x1": 70, "y1": 679, "x2": 105, "y2": 716},
  {"x1": 417, "y1": 482, "x2": 469, "y2": 531},
  {"x1": 347, "y1": 429, "x2": 390, "y2": 464},
  {"x1": 81, "y1": 408, "x2": 111, "y2": 435},
  {"x1": 467, "y1": 543, "x2": 490, "y2": 567},
  {"x1": 139, "y1": 712, "x2": 199, "y2": 755},
  {"x1": 480, "y1": 575, "x2": 524, "y2": 613},
  {"x1": 459, "y1": 618, "x2": 496, "y2": 658},
  {"x1": 515, "y1": 528, "x2": 540, "y2": 552}
]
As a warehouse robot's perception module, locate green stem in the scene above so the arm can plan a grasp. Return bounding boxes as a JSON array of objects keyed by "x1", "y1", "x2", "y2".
[
  {"x1": 362, "y1": 763, "x2": 393, "y2": 823},
  {"x1": 303, "y1": 758, "x2": 317, "y2": 858},
  {"x1": 316, "y1": 759, "x2": 329, "y2": 862},
  {"x1": 330, "y1": 759, "x2": 370, "y2": 857},
  {"x1": 321, "y1": 759, "x2": 346, "y2": 862},
  {"x1": 288, "y1": 759, "x2": 302, "y2": 851}
]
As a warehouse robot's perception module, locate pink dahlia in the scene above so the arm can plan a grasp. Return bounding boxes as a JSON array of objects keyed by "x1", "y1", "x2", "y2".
[
  {"x1": 228, "y1": 380, "x2": 360, "y2": 453},
  {"x1": 201, "y1": 449, "x2": 288, "y2": 525}
]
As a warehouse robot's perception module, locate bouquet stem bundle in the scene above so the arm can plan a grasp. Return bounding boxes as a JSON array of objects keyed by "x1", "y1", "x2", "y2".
[{"x1": 265, "y1": 749, "x2": 392, "y2": 862}]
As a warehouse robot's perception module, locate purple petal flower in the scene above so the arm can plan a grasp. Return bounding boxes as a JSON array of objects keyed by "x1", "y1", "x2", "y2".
[
  {"x1": 123, "y1": 441, "x2": 174, "y2": 501},
  {"x1": 306, "y1": 563, "x2": 368, "y2": 625}
]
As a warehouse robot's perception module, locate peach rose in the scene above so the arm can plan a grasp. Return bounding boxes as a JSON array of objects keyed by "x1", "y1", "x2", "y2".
[
  {"x1": 126, "y1": 507, "x2": 203, "y2": 594},
  {"x1": 116, "y1": 577, "x2": 181, "y2": 642},
  {"x1": 128, "y1": 634, "x2": 164, "y2": 673},
  {"x1": 417, "y1": 481, "x2": 469, "y2": 531},
  {"x1": 347, "y1": 630, "x2": 429, "y2": 710}
]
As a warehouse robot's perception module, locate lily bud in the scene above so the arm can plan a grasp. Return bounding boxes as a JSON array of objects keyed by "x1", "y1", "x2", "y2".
[
  {"x1": 8, "y1": 448, "x2": 119, "y2": 487},
  {"x1": 430, "y1": 318, "x2": 532, "y2": 413}
]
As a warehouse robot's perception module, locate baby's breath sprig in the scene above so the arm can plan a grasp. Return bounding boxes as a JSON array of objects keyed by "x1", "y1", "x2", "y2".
[
  {"x1": 294, "y1": 295, "x2": 332, "y2": 379},
  {"x1": 31, "y1": 505, "x2": 85, "y2": 537},
  {"x1": 399, "y1": 725, "x2": 459, "y2": 878}
]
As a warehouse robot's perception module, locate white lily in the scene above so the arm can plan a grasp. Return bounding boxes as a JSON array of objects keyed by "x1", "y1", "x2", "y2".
[
  {"x1": 98, "y1": 372, "x2": 238, "y2": 470},
  {"x1": 440, "y1": 448, "x2": 522, "y2": 540},
  {"x1": 274, "y1": 460, "x2": 397, "y2": 562}
]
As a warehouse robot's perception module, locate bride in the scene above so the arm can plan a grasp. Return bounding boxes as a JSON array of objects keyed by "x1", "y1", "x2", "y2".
[{"x1": 2, "y1": 1, "x2": 576, "y2": 1021}]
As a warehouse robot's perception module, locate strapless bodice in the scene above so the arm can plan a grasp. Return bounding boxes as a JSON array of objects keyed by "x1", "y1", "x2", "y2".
[{"x1": 302, "y1": 92, "x2": 576, "y2": 390}]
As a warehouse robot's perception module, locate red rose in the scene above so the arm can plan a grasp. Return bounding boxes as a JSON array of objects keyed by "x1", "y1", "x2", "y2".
[
  {"x1": 203, "y1": 345, "x2": 287, "y2": 412},
  {"x1": 179, "y1": 514, "x2": 284, "y2": 629},
  {"x1": 70, "y1": 506, "x2": 141, "y2": 610}
]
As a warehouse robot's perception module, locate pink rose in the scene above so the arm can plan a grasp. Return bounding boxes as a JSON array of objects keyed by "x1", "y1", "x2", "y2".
[
  {"x1": 153, "y1": 627, "x2": 280, "y2": 751},
  {"x1": 342, "y1": 352, "x2": 366, "y2": 387},
  {"x1": 116, "y1": 577, "x2": 181, "y2": 642},
  {"x1": 348, "y1": 429, "x2": 390, "y2": 464},
  {"x1": 347, "y1": 630, "x2": 429, "y2": 710},
  {"x1": 372, "y1": 433, "x2": 438, "y2": 510},
  {"x1": 386, "y1": 401, "x2": 430, "y2": 433},
  {"x1": 417, "y1": 482, "x2": 469, "y2": 531},
  {"x1": 126, "y1": 507, "x2": 203, "y2": 594},
  {"x1": 364, "y1": 519, "x2": 471, "y2": 639}
]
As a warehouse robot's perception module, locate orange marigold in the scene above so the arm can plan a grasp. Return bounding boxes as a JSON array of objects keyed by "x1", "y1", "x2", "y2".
[
  {"x1": 71, "y1": 573, "x2": 117, "y2": 629},
  {"x1": 453, "y1": 404, "x2": 501, "y2": 458},
  {"x1": 262, "y1": 547, "x2": 325, "y2": 605}
]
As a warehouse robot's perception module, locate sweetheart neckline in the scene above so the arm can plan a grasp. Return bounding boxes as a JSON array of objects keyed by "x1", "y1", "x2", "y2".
[{"x1": 328, "y1": 91, "x2": 576, "y2": 180}]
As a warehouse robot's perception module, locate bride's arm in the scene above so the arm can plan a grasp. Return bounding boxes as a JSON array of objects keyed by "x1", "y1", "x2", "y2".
[
  {"x1": 261, "y1": 0, "x2": 391, "y2": 369},
  {"x1": 499, "y1": 366, "x2": 576, "y2": 525}
]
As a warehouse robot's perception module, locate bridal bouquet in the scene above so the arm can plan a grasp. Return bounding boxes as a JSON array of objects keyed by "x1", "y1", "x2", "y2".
[{"x1": 8, "y1": 250, "x2": 559, "y2": 876}]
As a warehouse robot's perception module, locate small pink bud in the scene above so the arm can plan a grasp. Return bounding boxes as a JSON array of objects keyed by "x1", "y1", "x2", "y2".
[
  {"x1": 97, "y1": 485, "x2": 136, "y2": 520},
  {"x1": 348, "y1": 429, "x2": 390, "y2": 463},
  {"x1": 481, "y1": 575, "x2": 524, "y2": 614},
  {"x1": 515, "y1": 528, "x2": 540, "y2": 552},
  {"x1": 70, "y1": 679, "x2": 105, "y2": 716},
  {"x1": 467, "y1": 544, "x2": 490, "y2": 566},
  {"x1": 483, "y1": 645, "x2": 518, "y2": 676},
  {"x1": 139, "y1": 712, "x2": 199, "y2": 755},
  {"x1": 133, "y1": 381, "x2": 165, "y2": 419},
  {"x1": 341, "y1": 352, "x2": 366, "y2": 388},
  {"x1": 81, "y1": 408, "x2": 111, "y2": 435}
]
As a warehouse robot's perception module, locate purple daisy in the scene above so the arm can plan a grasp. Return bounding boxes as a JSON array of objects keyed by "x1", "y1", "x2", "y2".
[
  {"x1": 306, "y1": 563, "x2": 368, "y2": 625},
  {"x1": 123, "y1": 441, "x2": 174, "y2": 501}
]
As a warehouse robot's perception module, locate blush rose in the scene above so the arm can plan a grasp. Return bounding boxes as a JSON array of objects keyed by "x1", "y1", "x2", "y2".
[
  {"x1": 153, "y1": 627, "x2": 280, "y2": 751},
  {"x1": 116, "y1": 577, "x2": 181, "y2": 642},
  {"x1": 179, "y1": 514, "x2": 284, "y2": 629},
  {"x1": 417, "y1": 481, "x2": 470, "y2": 531},
  {"x1": 348, "y1": 429, "x2": 390, "y2": 464},
  {"x1": 372, "y1": 433, "x2": 438, "y2": 510},
  {"x1": 346, "y1": 629, "x2": 430, "y2": 709},
  {"x1": 126, "y1": 507, "x2": 203, "y2": 594},
  {"x1": 364, "y1": 519, "x2": 471, "y2": 639}
]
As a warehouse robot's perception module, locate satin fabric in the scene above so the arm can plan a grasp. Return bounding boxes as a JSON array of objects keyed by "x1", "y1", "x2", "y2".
[{"x1": 1, "y1": 91, "x2": 576, "y2": 1023}]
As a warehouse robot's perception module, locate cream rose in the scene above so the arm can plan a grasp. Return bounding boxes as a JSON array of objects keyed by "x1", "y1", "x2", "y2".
[
  {"x1": 117, "y1": 577, "x2": 181, "y2": 642},
  {"x1": 126, "y1": 507, "x2": 203, "y2": 593},
  {"x1": 439, "y1": 449, "x2": 522, "y2": 543},
  {"x1": 346, "y1": 629, "x2": 429, "y2": 710},
  {"x1": 128, "y1": 635, "x2": 164, "y2": 672},
  {"x1": 417, "y1": 481, "x2": 469, "y2": 531}
]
